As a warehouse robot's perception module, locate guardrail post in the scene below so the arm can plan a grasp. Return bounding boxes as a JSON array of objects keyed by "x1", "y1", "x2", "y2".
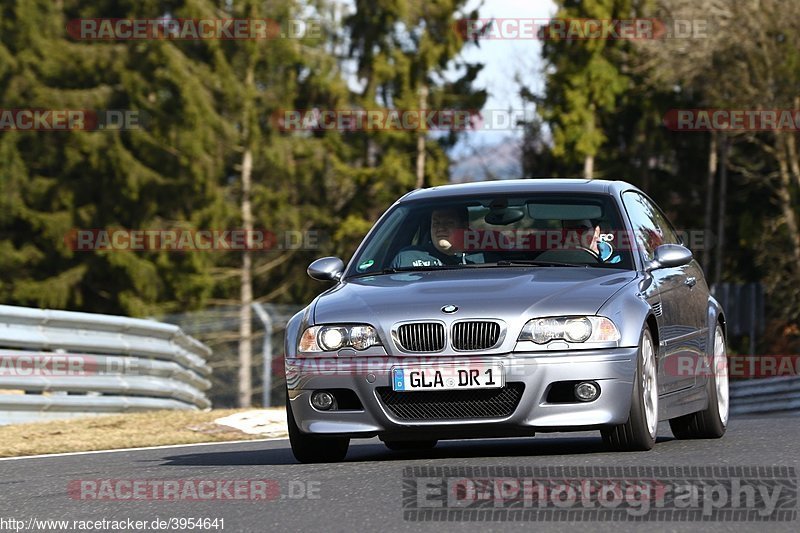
[{"x1": 252, "y1": 303, "x2": 273, "y2": 407}]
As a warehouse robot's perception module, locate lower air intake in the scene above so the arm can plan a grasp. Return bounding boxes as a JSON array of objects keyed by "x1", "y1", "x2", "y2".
[{"x1": 376, "y1": 383, "x2": 524, "y2": 421}]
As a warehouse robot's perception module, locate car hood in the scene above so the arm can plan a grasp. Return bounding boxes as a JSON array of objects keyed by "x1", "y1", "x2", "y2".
[{"x1": 312, "y1": 268, "x2": 636, "y2": 346}]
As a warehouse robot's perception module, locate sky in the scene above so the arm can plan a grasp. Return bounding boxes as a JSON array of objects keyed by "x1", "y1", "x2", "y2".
[
  {"x1": 460, "y1": 0, "x2": 555, "y2": 118},
  {"x1": 449, "y1": 0, "x2": 556, "y2": 179},
  {"x1": 334, "y1": 0, "x2": 557, "y2": 179}
]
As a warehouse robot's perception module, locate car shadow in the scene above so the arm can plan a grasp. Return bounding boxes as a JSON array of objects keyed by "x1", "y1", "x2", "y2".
[{"x1": 160, "y1": 434, "x2": 675, "y2": 466}]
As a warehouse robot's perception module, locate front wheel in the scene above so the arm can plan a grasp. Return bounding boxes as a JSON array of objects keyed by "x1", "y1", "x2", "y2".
[
  {"x1": 601, "y1": 327, "x2": 658, "y2": 451},
  {"x1": 669, "y1": 324, "x2": 728, "y2": 439},
  {"x1": 286, "y1": 396, "x2": 349, "y2": 463}
]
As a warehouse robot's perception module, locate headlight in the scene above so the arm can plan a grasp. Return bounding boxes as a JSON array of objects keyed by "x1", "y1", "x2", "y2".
[
  {"x1": 298, "y1": 324, "x2": 382, "y2": 353},
  {"x1": 320, "y1": 327, "x2": 347, "y2": 350},
  {"x1": 518, "y1": 316, "x2": 620, "y2": 344},
  {"x1": 349, "y1": 325, "x2": 379, "y2": 350}
]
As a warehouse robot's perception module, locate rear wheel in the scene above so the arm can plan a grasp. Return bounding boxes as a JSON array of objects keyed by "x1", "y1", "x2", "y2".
[
  {"x1": 383, "y1": 440, "x2": 438, "y2": 451},
  {"x1": 669, "y1": 324, "x2": 728, "y2": 439},
  {"x1": 286, "y1": 396, "x2": 349, "y2": 463},
  {"x1": 601, "y1": 327, "x2": 658, "y2": 451}
]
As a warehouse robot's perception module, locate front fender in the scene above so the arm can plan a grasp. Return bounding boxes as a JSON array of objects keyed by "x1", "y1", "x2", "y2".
[
  {"x1": 702, "y1": 295, "x2": 726, "y2": 384},
  {"x1": 597, "y1": 288, "x2": 655, "y2": 349},
  {"x1": 707, "y1": 294, "x2": 725, "y2": 337},
  {"x1": 284, "y1": 306, "x2": 313, "y2": 358}
]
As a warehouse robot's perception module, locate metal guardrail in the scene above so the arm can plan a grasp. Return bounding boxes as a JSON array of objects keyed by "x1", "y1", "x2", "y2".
[
  {"x1": 0, "y1": 304, "x2": 212, "y2": 424},
  {"x1": 730, "y1": 376, "x2": 800, "y2": 416}
]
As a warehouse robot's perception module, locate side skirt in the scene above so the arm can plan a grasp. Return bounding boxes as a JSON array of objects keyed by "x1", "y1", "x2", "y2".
[{"x1": 658, "y1": 384, "x2": 708, "y2": 421}]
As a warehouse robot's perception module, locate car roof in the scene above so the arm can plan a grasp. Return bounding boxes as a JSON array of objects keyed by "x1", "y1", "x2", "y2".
[{"x1": 400, "y1": 178, "x2": 639, "y2": 202}]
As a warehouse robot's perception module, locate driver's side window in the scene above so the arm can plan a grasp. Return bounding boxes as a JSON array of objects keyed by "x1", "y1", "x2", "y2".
[{"x1": 622, "y1": 192, "x2": 668, "y2": 261}]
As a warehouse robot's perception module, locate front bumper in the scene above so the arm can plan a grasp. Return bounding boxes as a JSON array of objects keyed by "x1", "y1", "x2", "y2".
[{"x1": 286, "y1": 348, "x2": 638, "y2": 440}]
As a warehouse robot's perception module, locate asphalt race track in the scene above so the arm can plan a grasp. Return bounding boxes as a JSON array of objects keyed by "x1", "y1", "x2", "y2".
[{"x1": 0, "y1": 418, "x2": 797, "y2": 533}]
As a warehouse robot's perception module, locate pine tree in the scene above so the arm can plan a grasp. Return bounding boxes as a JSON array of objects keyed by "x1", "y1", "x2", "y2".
[
  {"x1": 0, "y1": 0, "x2": 238, "y2": 315},
  {"x1": 538, "y1": 0, "x2": 631, "y2": 178}
]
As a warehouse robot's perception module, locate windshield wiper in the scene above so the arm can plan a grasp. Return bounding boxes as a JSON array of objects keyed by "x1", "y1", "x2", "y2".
[
  {"x1": 489, "y1": 260, "x2": 589, "y2": 268},
  {"x1": 346, "y1": 260, "x2": 587, "y2": 279},
  {"x1": 346, "y1": 264, "x2": 465, "y2": 279},
  {"x1": 382, "y1": 265, "x2": 465, "y2": 273}
]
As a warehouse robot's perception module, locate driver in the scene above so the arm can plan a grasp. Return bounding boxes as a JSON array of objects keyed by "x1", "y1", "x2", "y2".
[
  {"x1": 391, "y1": 207, "x2": 479, "y2": 268},
  {"x1": 562, "y1": 219, "x2": 621, "y2": 263}
]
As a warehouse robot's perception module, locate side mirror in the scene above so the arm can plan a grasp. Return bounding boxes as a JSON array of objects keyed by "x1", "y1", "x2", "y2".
[
  {"x1": 647, "y1": 244, "x2": 693, "y2": 271},
  {"x1": 307, "y1": 257, "x2": 345, "y2": 282}
]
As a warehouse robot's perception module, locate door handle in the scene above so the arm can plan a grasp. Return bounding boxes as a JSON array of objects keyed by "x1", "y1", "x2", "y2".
[{"x1": 685, "y1": 277, "x2": 697, "y2": 288}]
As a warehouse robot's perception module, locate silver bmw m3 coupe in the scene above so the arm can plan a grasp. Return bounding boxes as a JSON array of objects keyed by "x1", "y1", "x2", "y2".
[{"x1": 285, "y1": 179, "x2": 729, "y2": 463}]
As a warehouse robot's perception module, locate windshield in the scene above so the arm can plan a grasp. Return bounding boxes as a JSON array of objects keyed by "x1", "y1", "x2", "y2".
[{"x1": 346, "y1": 193, "x2": 635, "y2": 277}]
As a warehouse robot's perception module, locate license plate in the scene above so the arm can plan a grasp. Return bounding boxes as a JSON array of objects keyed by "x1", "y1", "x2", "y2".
[{"x1": 391, "y1": 364, "x2": 504, "y2": 391}]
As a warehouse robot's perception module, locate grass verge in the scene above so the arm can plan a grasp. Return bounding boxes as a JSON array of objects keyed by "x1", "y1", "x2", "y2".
[{"x1": 0, "y1": 409, "x2": 280, "y2": 458}]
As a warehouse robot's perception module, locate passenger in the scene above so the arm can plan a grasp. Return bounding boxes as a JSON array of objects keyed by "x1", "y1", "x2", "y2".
[{"x1": 391, "y1": 207, "x2": 479, "y2": 268}]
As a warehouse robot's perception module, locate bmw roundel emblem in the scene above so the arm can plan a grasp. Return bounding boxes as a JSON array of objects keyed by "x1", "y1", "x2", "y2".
[{"x1": 441, "y1": 305, "x2": 458, "y2": 314}]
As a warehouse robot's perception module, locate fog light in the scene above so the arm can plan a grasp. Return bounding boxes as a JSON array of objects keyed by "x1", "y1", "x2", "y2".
[
  {"x1": 574, "y1": 381, "x2": 600, "y2": 402},
  {"x1": 311, "y1": 391, "x2": 336, "y2": 410}
]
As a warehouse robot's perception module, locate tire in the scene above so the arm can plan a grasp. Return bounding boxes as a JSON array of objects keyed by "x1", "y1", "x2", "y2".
[
  {"x1": 601, "y1": 327, "x2": 658, "y2": 451},
  {"x1": 383, "y1": 440, "x2": 438, "y2": 451},
  {"x1": 286, "y1": 396, "x2": 349, "y2": 463},
  {"x1": 669, "y1": 324, "x2": 728, "y2": 439}
]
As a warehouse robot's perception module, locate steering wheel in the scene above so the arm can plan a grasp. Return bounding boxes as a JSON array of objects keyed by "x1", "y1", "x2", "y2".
[
  {"x1": 572, "y1": 246, "x2": 602, "y2": 262},
  {"x1": 535, "y1": 247, "x2": 602, "y2": 264}
]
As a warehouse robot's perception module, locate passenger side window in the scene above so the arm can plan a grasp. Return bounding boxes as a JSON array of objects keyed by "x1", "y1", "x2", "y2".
[{"x1": 622, "y1": 192, "x2": 677, "y2": 261}]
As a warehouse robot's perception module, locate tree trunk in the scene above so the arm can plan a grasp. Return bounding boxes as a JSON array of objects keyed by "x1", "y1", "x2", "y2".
[
  {"x1": 775, "y1": 132, "x2": 800, "y2": 271},
  {"x1": 238, "y1": 65, "x2": 255, "y2": 408},
  {"x1": 714, "y1": 135, "x2": 728, "y2": 285},
  {"x1": 583, "y1": 154, "x2": 594, "y2": 180},
  {"x1": 702, "y1": 131, "x2": 718, "y2": 274},
  {"x1": 786, "y1": 131, "x2": 800, "y2": 189},
  {"x1": 785, "y1": 97, "x2": 800, "y2": 190},
  {"x1": 415, "y1": 84, "x2": 428, "y2": 189},
  {"x1": 238, "y1": 146, "x2": 254, "y2": 408}
]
